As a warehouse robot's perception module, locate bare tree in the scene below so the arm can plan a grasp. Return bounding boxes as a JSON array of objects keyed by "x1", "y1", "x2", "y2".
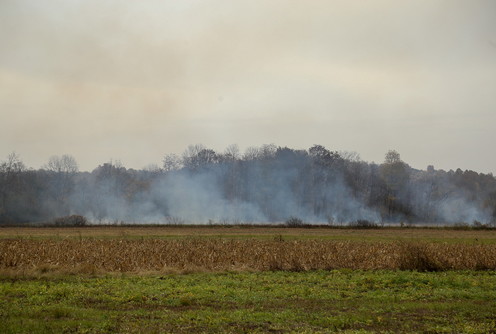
[
  {"x1": 380, "y1": 150, "x2": 411, "y2": 218},
  {"x1": 260, "y1": 144, "x2": 277, "y2": 159},
  {"x1": 384, "y1": 150, "x2": 401, "y2": 164},
  {"x1": 143, "y1": 164, "x2": 162, "y2": 173},
  {"x1": 181, "y1": 144, "x2": 219, "y2": 169},
  {"x1": 223, "y1": 144, "x2": 240, "y2": 162},
  {"x1": 0, "y1": 152, "x2": 27, "y2": 220},
  {"x1": 182, "y1": 144, "x2": 206, "y2": 169},
  {"x1": 197, "y1": 149, "x2": 219, "y2": 165},
  {"x1": 45, "y1": 154, "x2": 79, "y2": 174},
  {"x1": 243, "y1": 146, "x2": 260, "y2": 161},
  {"x1": 0, "y1": 152, "x2": 26, "y2": 175},
  {"x1": 162, "y1": 153, "x2": 182, "y2": 172},
  {"x1": 339, "y1": 150, "x2": 361, "y2": 162},
  {"x1": 243, "y1": 144, "x2": 277, "y2": 161},
  {"x1": 42, "y1": 155, "x2": 79, "y2": 216}
]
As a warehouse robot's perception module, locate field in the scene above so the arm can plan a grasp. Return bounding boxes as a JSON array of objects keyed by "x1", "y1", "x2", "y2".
[
  {"x1": 3, "y1": 225, "x2": 496, "y2": 242},
  {"x1": 2, "y1": 226, "x2": 496, "y2": 333}
]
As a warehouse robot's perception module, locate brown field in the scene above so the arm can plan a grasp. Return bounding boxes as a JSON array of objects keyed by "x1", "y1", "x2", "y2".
[
  {"x1": 2, "y1": 236, "x2": 496, "y2": 274},
  {"x1": 2, "y1": 225, "x2": 496, "y2": 242}
]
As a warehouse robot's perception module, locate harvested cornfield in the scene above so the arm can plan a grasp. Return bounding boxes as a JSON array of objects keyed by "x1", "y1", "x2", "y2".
[
  {"x1": 3, "y1": 226, "x2": 496, "y2": 241},
  {"x1": 2, "y1": 238, "x2": 496, "y2": 273}
]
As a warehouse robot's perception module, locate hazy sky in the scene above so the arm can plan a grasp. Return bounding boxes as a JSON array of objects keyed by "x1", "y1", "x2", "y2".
[{"x1": 1, "y1": 0, "x2": 495, "y2": 172}]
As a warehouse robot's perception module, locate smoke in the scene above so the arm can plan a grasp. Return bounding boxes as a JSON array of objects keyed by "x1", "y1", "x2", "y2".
[
  {"x1": 320, "y1": 179, "x2": 381, "y2": 223},
  {"x1": 60, "y1": 148, "x2": 383, "y2": 224},
  {"x1": 58, "y1": 148, "x2": 495, "y2": 225},
  {"x1": 152, "y1": 172, "x2": 266, "y2": 223},
  {"x1": 1, "y1": 145, "x2": 494, "y2": 225},
  {"x1": 436, "y1": 197, "x2": 491, "y2": 224},
  {"x1": 392, "y1": 168, "x2": 493, "y2": 224}
]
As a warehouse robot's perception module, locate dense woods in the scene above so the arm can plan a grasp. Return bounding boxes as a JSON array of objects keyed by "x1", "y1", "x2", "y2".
[{"x1": 1, "y1": 144, "x2": 495, "y2": 225}]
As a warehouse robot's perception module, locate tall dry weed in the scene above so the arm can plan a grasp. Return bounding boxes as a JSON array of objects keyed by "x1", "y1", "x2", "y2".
[{"x1": 1, "y1": 238, "x2": 495, "y2": 274}]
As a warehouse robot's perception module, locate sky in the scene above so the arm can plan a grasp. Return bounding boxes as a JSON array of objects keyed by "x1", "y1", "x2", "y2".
[{"x1": 1, "y1": 0, "x2": 495, "y2": 173}]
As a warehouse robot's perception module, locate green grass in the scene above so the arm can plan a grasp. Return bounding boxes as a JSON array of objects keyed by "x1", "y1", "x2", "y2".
[{"x1": 2, "y1": 270, "x2": 496, "y2": 333}]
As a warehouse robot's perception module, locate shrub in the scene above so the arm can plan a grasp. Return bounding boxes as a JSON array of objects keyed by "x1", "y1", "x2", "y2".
[
  {"x1": 398, "y1": 242, "x2": 440, "y2": 272},
  {"x1": 326, "y1": 216, "x2": 335, "y2": 226},
  {"x1": 348, "y1": 220, "x2": 378, "y2": 229},
  {"x1": 472, "y1": 220, "x2": 490, "y2": 230},
  {"x1": 165, "y1": 216, "x2": 185, "y2": 225},
  {"x1": 52, "y1": 215, "x2": 88, "y2": 227},
  {"x1": 285, "y1": 216, "x2": 304, "y2": 227},
  {"x1": 452, "y1": 222, "x2": 471, "y2": 230}
]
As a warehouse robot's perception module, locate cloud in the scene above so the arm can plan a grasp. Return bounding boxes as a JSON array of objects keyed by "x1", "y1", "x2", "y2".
[{"x1": 0, "y1": 0, "x2": 495, "y2": 172}]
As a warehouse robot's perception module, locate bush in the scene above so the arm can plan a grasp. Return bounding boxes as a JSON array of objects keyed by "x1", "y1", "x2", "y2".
[
  {"x1": 472, "y1": 220, "x2": 490, "y2": 230},
  {"x1": 285, "y1": 216, "x2": 304, "y2": 227},
  {"x1": 52, "y1": 215, "x2": 88, "y2": 227},
  {"x1": 326, "y1": 216, "x2": 335, "y2": 226},
  {"x1": 165, "y1": 216, "x2": 185, "y2": 225},
  {"x1": 348, "y1": 220, "x2": 378, "y2": 229},
  {"x1": 452, "y1": 221, "x2": 493, "y2": 230},
  {"x1": 398, "y1": 242, "x2": 440, "y2": 272},
  {"x1": 452, "y1": 222, "x2": 471, "y2": 230}
]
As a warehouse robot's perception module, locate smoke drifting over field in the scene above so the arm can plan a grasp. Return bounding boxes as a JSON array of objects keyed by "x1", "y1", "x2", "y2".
[{"x1": 2, "y1": 145, "x2": 494, "y2": 225}]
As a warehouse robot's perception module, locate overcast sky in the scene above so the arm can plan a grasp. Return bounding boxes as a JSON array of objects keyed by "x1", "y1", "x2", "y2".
[{"x1": 1, "y1": 0, "x2": 495, "y2": 172}]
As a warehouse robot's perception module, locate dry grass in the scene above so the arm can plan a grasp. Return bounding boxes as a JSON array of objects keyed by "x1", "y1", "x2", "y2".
[
  {"x1": 1, "y1": 238, "x2": 496, "y2": 275},
  {"x1": 2, "y1": 226, "x2": 496, "y2": 242}
]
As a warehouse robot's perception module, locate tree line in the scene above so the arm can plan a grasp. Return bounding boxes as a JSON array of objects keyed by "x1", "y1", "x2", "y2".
[{"x1": 1, "y1": 144, "x2": 495, "y2": 225}]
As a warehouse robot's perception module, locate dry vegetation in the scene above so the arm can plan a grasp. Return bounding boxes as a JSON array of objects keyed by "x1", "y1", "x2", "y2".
[
  {"x1": 2, "y1": 238, "x2": 496, "y2": 274},
  {"x1": 3, "y1": 226, "x2": 496, "y2": 241}
]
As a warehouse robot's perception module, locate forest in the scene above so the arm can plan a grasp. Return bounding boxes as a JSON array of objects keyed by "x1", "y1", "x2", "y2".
[{"x1": 1, "y1": 144, "x2": 495, "y2": 225}]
